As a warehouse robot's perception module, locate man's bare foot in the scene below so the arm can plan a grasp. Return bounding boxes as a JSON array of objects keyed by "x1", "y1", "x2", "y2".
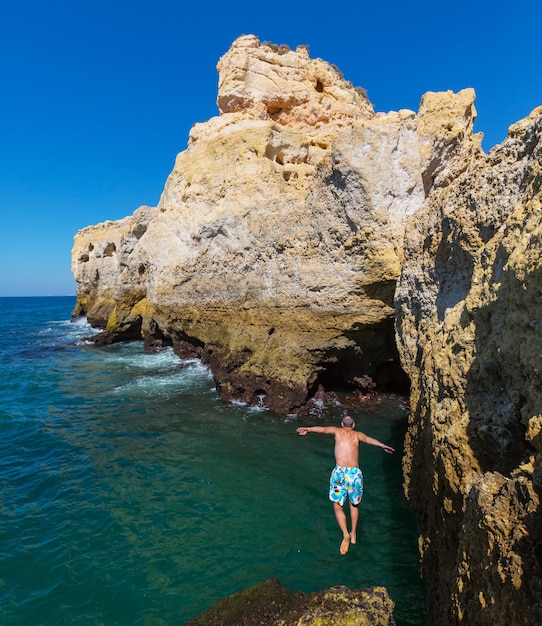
[
  {"x1": 350, "y1": 533, "x2": 357, "y2": 545},
  {"x1": 340, "y1": 534, "x2": 350, "y2": 555}
]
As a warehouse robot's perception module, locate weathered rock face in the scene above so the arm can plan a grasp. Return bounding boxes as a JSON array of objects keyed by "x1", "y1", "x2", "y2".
[
  {"x1": 395, "y1": 106, "x2": 542, "y2": 624},
  {"x1": 72, "y1": 34, "x2": 481, "y2": 413},
  {"x1": 185, "y1": 578, "x2": 396, "y2": 625},
  {"x1": 216, "y1": 36, "x2": 375, "y2": 125}
]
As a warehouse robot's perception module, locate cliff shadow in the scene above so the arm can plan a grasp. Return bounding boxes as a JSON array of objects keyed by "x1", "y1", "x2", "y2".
[
  {"x1": 434, "y1": 216, "x2": 475, "y2": 323},
  {"x1": 311, "y1": 319, "x2": 411, "y2": 400},
  {"x1": 464, "y1": 249, "x2": 539, "y2": 476}
]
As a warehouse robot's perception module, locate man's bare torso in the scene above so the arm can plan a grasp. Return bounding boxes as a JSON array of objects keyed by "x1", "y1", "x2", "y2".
[{"x1": 333, "y1": 428, "x2": 361, "y2": 467}]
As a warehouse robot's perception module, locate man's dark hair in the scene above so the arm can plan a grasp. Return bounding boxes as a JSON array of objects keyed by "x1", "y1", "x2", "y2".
[{"x1": 341, "y1": 416, "x2": 355, "y2": 428}]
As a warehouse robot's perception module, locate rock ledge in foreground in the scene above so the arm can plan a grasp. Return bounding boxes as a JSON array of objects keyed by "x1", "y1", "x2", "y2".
[{"x1": 185, "y1": 578, "x2": 395, "y2": 625}]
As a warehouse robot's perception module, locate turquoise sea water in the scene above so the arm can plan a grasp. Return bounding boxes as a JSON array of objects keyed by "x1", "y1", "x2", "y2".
[{"x1": 0, "y1": 296, "x2": 426, "y2": 625}]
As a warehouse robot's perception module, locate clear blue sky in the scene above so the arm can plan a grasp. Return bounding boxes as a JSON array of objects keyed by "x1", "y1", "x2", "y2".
[{"x1": 1, "y1": 0, "x2": 541, "y2": 296}]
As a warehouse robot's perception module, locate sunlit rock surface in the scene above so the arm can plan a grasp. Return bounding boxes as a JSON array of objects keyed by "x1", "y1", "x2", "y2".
[
  {"x1": 185, "y1": 578, "x2": 396, "y2": 626},
  {"x1": 72, "y1": 35, "x2": 481, "y2": 413},
  {"x1": 396, "y1": 106, "x2": 542, "y2": 625}
]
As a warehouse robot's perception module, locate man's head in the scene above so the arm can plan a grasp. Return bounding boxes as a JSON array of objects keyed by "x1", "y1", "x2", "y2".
[{"x1": 341, "y1": 415, "x2": 355, "y2": 429}]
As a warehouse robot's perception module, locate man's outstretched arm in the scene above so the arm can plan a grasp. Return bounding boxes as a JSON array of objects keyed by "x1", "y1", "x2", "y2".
[
  {"x1": 297, "y1": 426, "x2": 338, "y2": 436},
  {"x1": 357, "y1": 432, "x2": 395, "y2": 453}
]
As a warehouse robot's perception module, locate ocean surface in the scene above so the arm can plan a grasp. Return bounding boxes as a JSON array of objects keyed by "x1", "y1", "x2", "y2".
[{"x1": 0, "y1": 296, "x2": 426, "y2": 625}]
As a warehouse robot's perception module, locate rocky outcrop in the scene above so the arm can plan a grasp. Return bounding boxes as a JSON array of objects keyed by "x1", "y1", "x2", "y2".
[
  {"x1": 395, "y1": 106, "x2": 542, "y2": 624},
  {"x1": 72, "y1": 34, "x2": 481, "y2": 413},
  {"x1": 185, "y1": 578, "x2": 396, "y2": 625}
]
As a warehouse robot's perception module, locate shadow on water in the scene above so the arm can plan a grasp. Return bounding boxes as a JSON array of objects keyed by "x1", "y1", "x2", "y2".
[{"x1": 383, "y1": 409, "x2": 426, "y2": 625}]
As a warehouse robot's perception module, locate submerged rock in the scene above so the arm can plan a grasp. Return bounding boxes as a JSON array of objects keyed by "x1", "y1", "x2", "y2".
[
  {"x1": 72, "y1": 35, "x2": 480, "y2": 413},
  {"x1": 185, "y1": 578, "x2": 396, "y2": 625}
]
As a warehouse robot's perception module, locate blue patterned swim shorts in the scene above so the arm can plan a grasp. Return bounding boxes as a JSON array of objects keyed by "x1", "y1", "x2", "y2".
[{"x1": 329, "y1": 465, "x2": 363, "y2": 506}]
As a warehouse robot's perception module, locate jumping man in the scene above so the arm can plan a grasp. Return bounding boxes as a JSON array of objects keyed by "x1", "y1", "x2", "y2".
[{"x1": 297, "y1": 415, "x2": 395, "y2": 555}]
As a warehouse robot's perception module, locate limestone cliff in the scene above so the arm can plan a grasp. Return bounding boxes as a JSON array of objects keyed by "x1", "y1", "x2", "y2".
[
  {"x1": 395, "y1": 106, "x2": 542, "y2": 624},
  {"x1": 72, "y1": 34, "x2": 481, "y2": 413}
]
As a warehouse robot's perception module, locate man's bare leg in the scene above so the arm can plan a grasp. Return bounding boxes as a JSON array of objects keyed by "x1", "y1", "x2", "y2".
[
  {"x1": 333, "y1": 502, "x2": 350, "y2": 554},
  {"x1": 349, "y1": 502, "x2": 359, "y2": 544},
  {"x1": 333, "y1": 502, "x2": 349, "y2": 535}
]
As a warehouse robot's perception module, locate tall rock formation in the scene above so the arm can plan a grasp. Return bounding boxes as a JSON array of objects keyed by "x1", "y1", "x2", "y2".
[
  {"x1": 396, "y1": 106, "x2": 542, "y2": 624},
  {"x1": 72, "y1": 34, "x2": 481, "y2": 413}
]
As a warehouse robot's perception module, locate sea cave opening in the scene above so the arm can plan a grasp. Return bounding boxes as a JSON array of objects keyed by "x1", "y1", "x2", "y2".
[{"x1": 311, "y1": 347, "x2": 411, "y2": 402}]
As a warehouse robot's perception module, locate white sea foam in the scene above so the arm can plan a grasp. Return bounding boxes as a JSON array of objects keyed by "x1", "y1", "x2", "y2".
[
  {"x1": 112, "y1": 355, "x2": 212, "y2": 398},
  {"x1": 247, "y1": 403, "x2": 267, "y2": 413},
  {"x1": 68, "y1": 317, "x2": 92, "y2": 328},
  {"x1": 230, "y1": 399, "x2": 247, "y2": 407},
  {"x1": 308, "y1": 397, "x2": 325, "y2": 416},
  {"x1": 45, "y1": 317, "x2": 100, "y2": 345},
  {"x1": 76, "y1": 339, "x2": 97, "y2": 346},
  {"x1": 113, "y1": 347, "x2": 190, "y2": 371},
  {"x1": 245, "y1": 393, "x2": 269, "y2": 413}
]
